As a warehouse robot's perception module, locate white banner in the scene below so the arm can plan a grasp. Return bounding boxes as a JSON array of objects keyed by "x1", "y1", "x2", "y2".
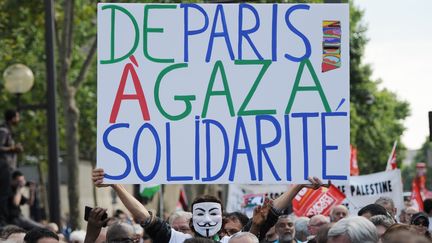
[
  {"x1": 336, "y1": 169, "x2": 404, "y2": 215},
  {"x1": 97, "y1": 3, "x2": 350, "y2": 184}
]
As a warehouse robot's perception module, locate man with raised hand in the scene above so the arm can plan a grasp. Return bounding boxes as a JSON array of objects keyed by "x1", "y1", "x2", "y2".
[{"x1": 92, "y1": 168, "x2": 326, "y2": 243}]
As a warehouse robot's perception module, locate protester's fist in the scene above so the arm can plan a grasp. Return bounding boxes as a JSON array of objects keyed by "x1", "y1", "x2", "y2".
[
  {"x1": 92, "y1": 168, "x2": 110, "y2": 187},
  {"x1": 252, "y1": 197, "x2": 273, "y2": 226},
  {"x1": 88, "y1": 207, "x2": 110, "y2": 228}
]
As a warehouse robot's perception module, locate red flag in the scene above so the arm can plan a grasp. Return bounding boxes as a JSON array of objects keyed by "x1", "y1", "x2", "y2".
[
  {"x1": 292, "y1": 185, "x2": 346, "y2": 217},
  {"x1": 415, "y1": 163, "x2": 428, "y2": 194},
  {"x1": 411, "y1": 178, "x2": 424, "y2": 211},
  {"x1": 350, "y1": 145, "x2": 360, "y2": 176},
  {"x1": 386, "y1": 141, "x2": 398, "y2": 170},
  {"x1": 178, "y1": 186, "x2": 188, "y2": 211}
]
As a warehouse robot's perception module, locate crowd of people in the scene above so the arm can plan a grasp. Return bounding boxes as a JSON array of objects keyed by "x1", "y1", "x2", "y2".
[
  {"x1": 2, "y1": 109, "x2": 432, "y2": 243},
  {"x1": 1, "y1": 168, "x2": 432, "y2": 242}
]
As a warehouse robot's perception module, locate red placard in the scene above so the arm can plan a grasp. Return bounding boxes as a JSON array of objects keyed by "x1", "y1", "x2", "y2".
[{"x1": 293, "y1": 185, "x2": 346, "y2": 217}]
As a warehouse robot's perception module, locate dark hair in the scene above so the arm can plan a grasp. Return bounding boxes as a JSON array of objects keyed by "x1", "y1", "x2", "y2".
[
  {"x1": 114, "y1": 209, "x2": 126, "y2": 217},
  {"x1": 424, "y1": 199, "x2": 432, "y2": 214},
  {"x1": 190, "y1": 195, "x2": 223, "y2": 212},
  {"x1": 24, "y1": 227, "x2": 59, "y2": 243},
  {"x1": 358, "y1": 204, "x2": 388, "y2": 217},
  {"x1": 106, "y1": 222, "x2": 134, "y2": 242},
  {"x1": 411, "y1": 212, "x2": 430, "y2": 228},
  {"x1": 12, "y1": 170, "x2": 24, "y2": 180},
  {"x1": 0, "y1": 225, "x2": 26, "y2": 239},
  {"x1": 225, "y1": 212, "x2": 249, "y2": 227},
  {"x1": 4, "y1": 109, "x2": 18, "y2": 122},
  {"x1": 184, "y1": 238, "x2": 215, "y2": 243}
]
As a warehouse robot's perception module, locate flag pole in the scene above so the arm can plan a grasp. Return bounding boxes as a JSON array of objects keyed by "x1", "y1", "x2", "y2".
[{"x1": 159, "y1": 185, "x2": 164, "y2": 218}]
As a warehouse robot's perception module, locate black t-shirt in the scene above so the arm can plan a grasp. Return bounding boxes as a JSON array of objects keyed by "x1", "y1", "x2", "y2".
[{"x1": 7, "y1": 185, "x2": 28, "y2": 220}]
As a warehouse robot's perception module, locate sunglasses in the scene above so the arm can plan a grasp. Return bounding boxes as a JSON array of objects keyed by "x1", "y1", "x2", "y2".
[{"x1": 413, "y1": 219, "x2": 429, "y2": 228}]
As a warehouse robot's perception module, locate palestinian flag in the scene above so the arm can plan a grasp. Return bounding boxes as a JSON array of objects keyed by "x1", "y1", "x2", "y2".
[{"x1": 140, "y1": 184, "x2": 161, "y2": 198}]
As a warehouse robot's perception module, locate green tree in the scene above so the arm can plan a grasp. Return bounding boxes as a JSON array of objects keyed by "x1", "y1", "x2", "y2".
[
  {"x1": 409, "y1": 138, "x2": 432, "y2": 190},
  {"x1": 0, "y1": 1, "x2": 50, "y2": 159},
  {"x1": 349, "y1": 3, "x2": 410, "y2": 174},
  {"x1": 415, "y1": 138, "x2": 432, "y2": 164},
  {"x1": 56, "y1": 0, "x2": 98, "y2": 230},
  {"x1": 401, "y1": 138, "x2": 432, "y2": 191},
  {"x1": 0, "y1": 0, "x2": 98, "y2": 229}
]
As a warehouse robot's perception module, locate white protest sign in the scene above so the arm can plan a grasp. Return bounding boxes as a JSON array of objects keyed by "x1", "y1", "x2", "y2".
[
  {"x1": 336, "y1": 169, "x2": 404, "y2": 215},
  {"x1": 97, "y1": 3, "x2": 350, "y2": 184},
  {"x1": 227, "y1": 184, "x2": 290, "y2": 217}
]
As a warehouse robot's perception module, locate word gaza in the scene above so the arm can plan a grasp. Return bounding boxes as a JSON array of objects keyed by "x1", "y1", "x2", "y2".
[{"x1": 110, "y1": 58, "x2": 332, "y2": 123}]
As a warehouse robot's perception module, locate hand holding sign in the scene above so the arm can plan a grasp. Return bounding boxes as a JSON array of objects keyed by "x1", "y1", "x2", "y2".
[
  {"x1": 303, "y1": 176, "x2": 330, "y2": 190},
  {"x1": 92, "y1": 168, "x2": 112, "y2": 188},
  {"x1": 272, "y1": 176, "x2": 328, "y2": 211}
]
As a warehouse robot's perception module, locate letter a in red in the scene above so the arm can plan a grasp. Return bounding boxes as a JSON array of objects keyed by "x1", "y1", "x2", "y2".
[{"x1": 110, "y1": 55, "x2": 151, "y2": 123}]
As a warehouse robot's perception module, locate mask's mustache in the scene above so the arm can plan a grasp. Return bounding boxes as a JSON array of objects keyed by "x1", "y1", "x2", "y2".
[{"x1": 197, "y1": 222, "x2": 218, "y2": 227}]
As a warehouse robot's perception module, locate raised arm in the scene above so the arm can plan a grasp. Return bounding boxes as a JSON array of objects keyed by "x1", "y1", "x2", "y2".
[
  {"x1": 250, "y1": 177, "x2": 327, "y2": 240},
  {"x1": 272, "y1": 176, "x2": 325, "y2": 210},
  {"x1": 84, "y1": 207, "x2": 110, "y2": 243},
  {"x1": 92, "y1": 168, "x2": 151, "y2": 223},
  {"x1": 92, "y1": 168, "x2": 177, "y2": 243}
]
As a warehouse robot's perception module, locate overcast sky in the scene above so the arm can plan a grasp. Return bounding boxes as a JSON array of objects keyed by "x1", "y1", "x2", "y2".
[{"x1": 353, "y1": 0, "x2": 432, "y2": 150}]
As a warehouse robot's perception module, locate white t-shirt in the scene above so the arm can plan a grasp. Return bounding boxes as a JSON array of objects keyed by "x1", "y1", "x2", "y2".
[
  {"x1": 169, "y1": 229, "x2": 230, "y2": 243},
  {"x1": 429, "y1": 216, "x2": 432, "y2": 231}
]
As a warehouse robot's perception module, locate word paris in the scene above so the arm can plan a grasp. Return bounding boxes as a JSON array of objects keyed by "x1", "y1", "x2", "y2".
[{"x1": 97, "y1": 3, "x2": 349, "y2": 184}]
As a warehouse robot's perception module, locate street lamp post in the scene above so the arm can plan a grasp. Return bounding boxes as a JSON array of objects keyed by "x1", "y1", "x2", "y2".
[
  {"x1": 3, "y1": 64, "x2": 34, "y2": 94},
  {"x1": 3, "y1": 64, "x2": 37, "y2": 110},
  {"x1": 3, "y1": 64, "x2": 48, "y2": 110},
  {"x1": 44, "y1": 0, "x2": 61, "y2": 226},
  {"x1": 3, "y1": 62, "x2": 61, "y2": 225}
]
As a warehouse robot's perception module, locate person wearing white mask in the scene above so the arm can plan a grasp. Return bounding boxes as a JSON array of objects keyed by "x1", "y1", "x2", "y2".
[{"x1": 92, "y1": 168, "x2": 325, "y2": 243}]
